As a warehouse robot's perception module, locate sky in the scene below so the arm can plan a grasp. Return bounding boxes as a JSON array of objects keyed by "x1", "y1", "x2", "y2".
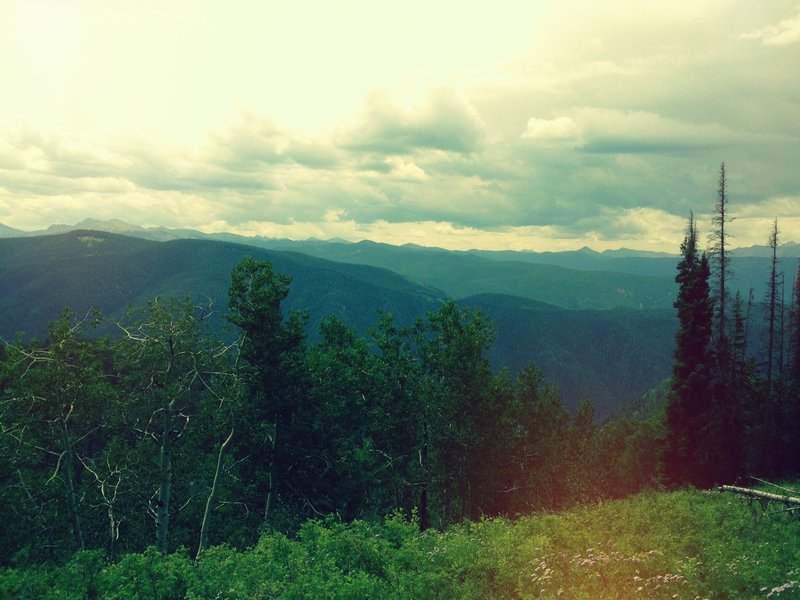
[{"x1": 1, "y1": 0, "x2": 798, "y2": 252}]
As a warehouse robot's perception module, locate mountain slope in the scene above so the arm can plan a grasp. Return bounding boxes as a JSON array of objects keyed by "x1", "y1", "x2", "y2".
[
  {"x1": 0, "y1": 231, "x2": 444, "y2": 342},
  {"x1": 244, "y1": 239, "x2": 679, "y2": 310},
  {"x1": 7, "y1": 219, "x2": 797, "y2": 310},
  {"x1": 0, "y1": 231, "x2": 679, "y2": 418},
  {"x1": 464, "y1": 294, "x2": 677, "y2": 416}
]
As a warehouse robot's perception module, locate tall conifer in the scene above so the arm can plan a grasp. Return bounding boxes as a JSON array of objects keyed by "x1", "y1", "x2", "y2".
[
  {"x1": 665, "y1": 214, "x2": 714, "y2": 487},
  {"x1": 783, "y1": 263, "x2": 800, "y2": 474},
  {"x1": 709, "y1": 163, "x2": 732, "y2": 371}
]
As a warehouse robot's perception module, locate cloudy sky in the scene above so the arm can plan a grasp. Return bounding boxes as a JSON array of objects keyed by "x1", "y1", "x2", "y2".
[{"x1": 1, "y1": 0, "x2": 798, "y2": 251}]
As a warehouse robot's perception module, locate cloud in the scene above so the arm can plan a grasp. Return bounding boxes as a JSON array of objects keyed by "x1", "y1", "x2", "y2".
[
  {"x1": 522, "y1": 117, "x2": 582, "y2": 146},
  {"x1": 573, "y1": 108, "x2": 737, "y2": 154},
  {"x1": 385, "y1": 157, "x2": 428, "y2": 181},
  {"x1": 209, "y1": 113, "x2": 341, "y2": 170},
  {"x1": 740, "y1": 8, "x2": 800, "y2": 46},
  {"x1": 338, "y1": 88, "x2": 485, "y2": 154}
]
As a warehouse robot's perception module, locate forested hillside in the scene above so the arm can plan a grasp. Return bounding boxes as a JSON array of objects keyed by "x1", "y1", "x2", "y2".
[
  {"x1": 243, "y1": 238, "x2": 679, "y2": 310},
  {"x1": 0, "y1": 231, "x2": 679, "y2": 416},
  {"x1": 5, "y1": 218, "x2": 794, "y2": 311},
  {"x1": 0, "y1": 231, "x2": 443, "y2": 340},
  {"x1": 0, "y1": 255, "x2": 665, "y2": 567}
]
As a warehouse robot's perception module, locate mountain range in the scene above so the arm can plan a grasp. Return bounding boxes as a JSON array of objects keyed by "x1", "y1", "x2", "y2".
[{"x1": 1, "y1": 219, "x2": 797, "y2": 419}]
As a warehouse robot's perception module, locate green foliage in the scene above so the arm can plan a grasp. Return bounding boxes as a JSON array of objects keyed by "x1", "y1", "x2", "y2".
[
  {"x1": 0, "y1": 308, "x2": 114, "y2": 561},
  {"x1": 1, "y1": 255, "x2": 672, "y2": 568},
  {"x1": 664, "y1": 199, "x2": 798, "y2": 486},
  {"x1": 665, "y1": 214, "x2": 715, "y2": 487},
  {"x1": 3, "y1": 490, "x2": 799, "y2": 599},
  {"x1": 0, "y1": 230, "x2": 686, "y2": 417},
  {"x1": 99, "y1": 547, "x2": 193, "y2": 600}
]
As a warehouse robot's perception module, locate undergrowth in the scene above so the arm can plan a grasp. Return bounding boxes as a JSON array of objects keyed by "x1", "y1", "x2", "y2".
[{"x1": 2, "y1": 487, "x2": 798, "y2": 599}]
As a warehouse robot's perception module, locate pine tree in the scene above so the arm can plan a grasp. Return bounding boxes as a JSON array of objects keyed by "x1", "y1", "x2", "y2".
[
  {"x1": 765, "y1": 219, "x2": 782, "y2": 399},
  {"x1": 709, "y1": 162, "x2": 732, "y2": 372},
  {"x1": 705, "y1": 164, "x2": 746, "y2": 482},
  {"x1": 789, "y1": 263, "x2": 800, "y2": 391},
  {"x1": 722, "y1": 290, "x2": 756, "y2": 476},
  {"x1": 665, "y1": 214, "x2": 714, "y2": 487},
  {"x1": 757, "y1": 219, "x2": 784, "y2": 476},
  {"x1": 227, "y1": 257, "x2": 309, "y2": 527},
  {"x1": 782, "y1": 262, "x2": 800, "y2": 474}
]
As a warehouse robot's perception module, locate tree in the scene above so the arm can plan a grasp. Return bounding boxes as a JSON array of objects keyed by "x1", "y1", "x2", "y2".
[
  {"x1": 227, "y1": 257, "x2": 308, "y2": 530},
  {"x1": 115, "y1": 297, "x2": 236, "y2": 553},
  {"x1": 765, "y1": 219, "x2": 782, "y2": 400},
  {"x1": 370, "y1": 312, "x2": 427, "y2": 527},
  {"x1": 413, "y1": 300, "x2": 495, "y2": 525},
  {"x1": 490, "y1": 364, "x2": 570, "y2": 513},
  {"x1": 665, "y1": 214, "x2": 714, "y2": 487},
  {"x1": 718, "y1": 290, "x2": 757, "y2": 476},
  {"x1": 790, "y1": 264, "x2": 800, "y2": 388},
  {"x1": 709, "y1": 162, "x2": 733, "y2": 372},
  {"x1": 752, "y1": 219, "x2": 784, "y2": 476},
  {"x1": 785, "y1": 263, "x2": 800, "y2": 474},
  {"x1": 1, "y1": 309, "x2": 113, "y2": 560},
  {"x1": 302, "y1": 315, "x2": 399, "y2": 521}
]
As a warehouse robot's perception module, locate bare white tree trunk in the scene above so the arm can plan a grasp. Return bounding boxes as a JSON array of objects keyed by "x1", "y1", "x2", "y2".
[{"x1": 196, "y1": 429, "x2": 234, "y2": 559}]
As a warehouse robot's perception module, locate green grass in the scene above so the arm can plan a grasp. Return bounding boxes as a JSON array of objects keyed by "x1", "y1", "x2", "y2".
[{"x1": 2, "y1": 488, "x2": 799, "y2": 599}]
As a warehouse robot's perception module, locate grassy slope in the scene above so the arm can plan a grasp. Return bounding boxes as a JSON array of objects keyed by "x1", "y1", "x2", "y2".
[{"x1": 3, "y1": 487, "x2": 798, "y2": 599}]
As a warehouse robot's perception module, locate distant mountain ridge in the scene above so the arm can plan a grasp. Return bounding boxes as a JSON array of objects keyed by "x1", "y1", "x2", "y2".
[
  {"x1": 0, "y1": 223, "x2": 25, "y2": 237},
  {"x1": 3, "y1": 218, "x2": 798, "y2": 311},
  {"x1": 4, "y1": 218, "x2": 798, "y2": 257},
  {"x1": 0, "y1": 230, "x2": 444, "y2": 341}
]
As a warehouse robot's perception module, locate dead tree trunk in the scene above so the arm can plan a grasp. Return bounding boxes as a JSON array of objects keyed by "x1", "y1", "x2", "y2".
[
  {"x1": 155, "y1": 395, "x2": 174, "y2": 554},
  {"x1": 720, "y1": 484, "x2": 800, "y2": 515},
  {"x1": 196, "y1": 428, "x2": 234, "y2": 559},
  {"x1": 60, "y1": 419, "x2": 84, "y2": 551}
]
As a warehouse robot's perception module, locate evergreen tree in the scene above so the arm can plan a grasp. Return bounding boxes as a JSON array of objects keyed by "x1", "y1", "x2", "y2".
[
  {"x1": 721, "y1": 291, "x2": 757, "y2": 476},
  {"x1": 227, "y1": 257, "x2": 309, "y2": 532},
  {"x1": 764, "y1": 219, "x2": 782, "y2": 399},
  {"x1": 757, "y1": 219, "x2": 784, "y2": 476},
  {"x1": 782, "y1": 262, "x2": 800, "y2": 474},
  {"x1": 789, "y1": 263, "x2": 800, "y2": 393},
  {"x1": 709, "y1": 162, "x2": 732, "y2": 372},
  {"x1": 665, "y1": 214, "x2": 714, "y2": 487}
]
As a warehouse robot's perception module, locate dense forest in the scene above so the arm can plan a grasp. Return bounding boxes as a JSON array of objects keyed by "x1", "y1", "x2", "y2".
[
  {"x1": 0, "y1": 255, "x2": 666, "y2": 564},
  {"x1": 1, "y1": 166, "x2": 800, "y2": 597},
  {"x1": 0, "y1": 230, "x2": 685, "y2": 420}
]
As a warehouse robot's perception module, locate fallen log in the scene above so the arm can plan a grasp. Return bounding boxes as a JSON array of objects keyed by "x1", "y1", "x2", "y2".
[{"x1": 720, "y1": 485, "x2": 800, "y2": 506}]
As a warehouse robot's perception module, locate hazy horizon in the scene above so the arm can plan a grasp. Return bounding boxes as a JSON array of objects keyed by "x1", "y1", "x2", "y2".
[{"x1": 6, "y1": 216, "x2": 800, "y2": 257}]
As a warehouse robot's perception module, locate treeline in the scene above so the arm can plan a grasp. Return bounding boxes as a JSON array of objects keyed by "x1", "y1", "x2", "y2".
[
  {"x1": 0, "y1": 257, "x2": 659, "y2": 566},
  {"x1": 665, "y1": 164, "x2": 800, "y2": 487}
]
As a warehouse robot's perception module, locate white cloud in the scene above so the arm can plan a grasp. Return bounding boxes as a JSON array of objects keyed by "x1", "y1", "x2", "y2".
[
  {"x1": 522, "y1": 117, "x2": 582, "y2": 145},
  {"x1": 572, "y1": 108, "x2": 740, "y2": 153},
  {"x1": 385, "y1": 157, "x2": 428, "y2": 181},
  {"x1": 740, "y1": 8, "x2": 800, "y2": 46},
  {"x1": 338, "y1": 88, "x2": 485, "y2": 154}
]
